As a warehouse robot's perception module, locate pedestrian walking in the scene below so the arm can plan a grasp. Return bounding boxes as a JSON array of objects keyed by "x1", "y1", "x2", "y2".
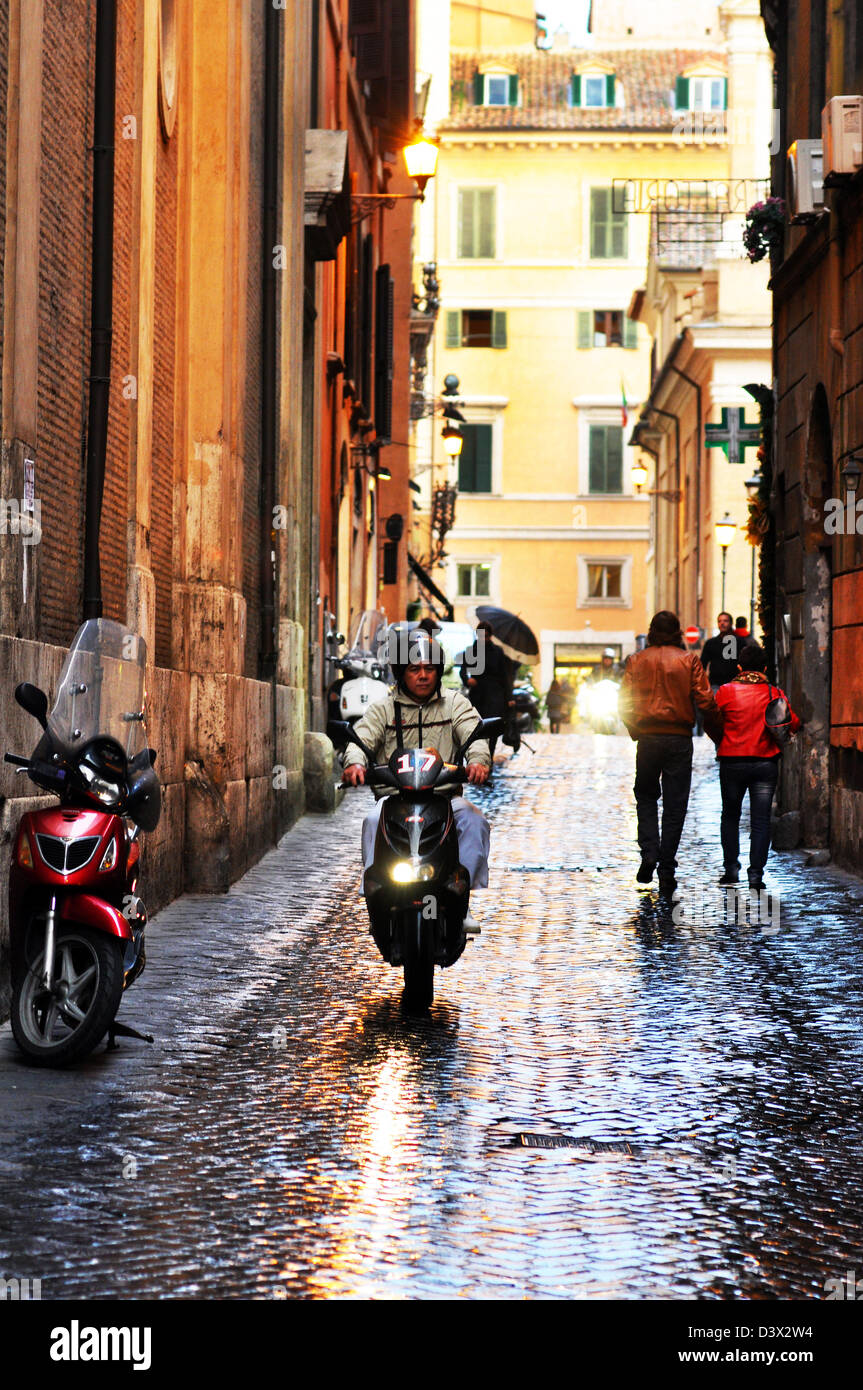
[
  {"x1": 714, "y1": 642, "x2": 801, "y2": 890},
  {"x1": 619, "y1": 611, "x2": 720, "y2": 894},
  {"x1": 460, "y1": 620, "x2": 518, "y2": 759},
  {"x1": 700, "y1": 612, "x2": 738, "y2": 689},
  {"x1": 546, "y1": 678, "x2": 564, "y2": 733}
]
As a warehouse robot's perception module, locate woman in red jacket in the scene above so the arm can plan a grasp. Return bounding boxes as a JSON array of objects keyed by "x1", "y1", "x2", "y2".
[{"x1": 714, "y1": 643, "x2": 801, "y2": 889}]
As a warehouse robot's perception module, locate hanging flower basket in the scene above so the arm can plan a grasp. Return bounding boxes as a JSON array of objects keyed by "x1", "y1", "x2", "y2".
[{"x1": 743, "y1": 197, "x2": 785, "y2": 263}]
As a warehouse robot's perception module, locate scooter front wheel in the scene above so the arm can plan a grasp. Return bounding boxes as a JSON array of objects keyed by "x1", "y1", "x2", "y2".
[
  {"x1": 11, "y1": 924, "x2": 125, "y2": 1066},
  {"x1": 402, "y1": 910, "x2": 434, "y2": 1012}
]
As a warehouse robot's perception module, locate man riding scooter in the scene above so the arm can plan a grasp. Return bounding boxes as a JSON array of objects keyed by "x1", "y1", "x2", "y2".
[{"x1": 342, "y1": 630, "x2": 492, "y2": 933}]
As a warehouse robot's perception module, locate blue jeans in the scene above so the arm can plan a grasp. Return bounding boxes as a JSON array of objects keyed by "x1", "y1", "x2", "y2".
[{"x1": 719, "y1": 757, "x2": 779, "y2": 875}]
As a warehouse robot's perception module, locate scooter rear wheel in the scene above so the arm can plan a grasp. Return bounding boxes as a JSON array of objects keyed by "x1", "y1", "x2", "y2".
[
  {"x1": 402, "y1": 910, "x2": 434, "y2": 1012},
  {"x1": 11, "y1": 924, "x2": 125, "y2": 1066}
]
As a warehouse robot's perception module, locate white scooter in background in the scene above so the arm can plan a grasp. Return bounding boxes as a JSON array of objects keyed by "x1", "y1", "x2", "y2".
[{"x1": 330, "y1": 610, "x2": 392, "y2": 727}]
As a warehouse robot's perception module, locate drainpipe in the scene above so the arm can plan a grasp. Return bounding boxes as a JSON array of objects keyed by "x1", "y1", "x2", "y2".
[
  {"x1": 82, "y1": 0, "x2": 117, "y2": 621},
  {"x1": 669, "y1": 363, "x2": 702, "y2": 631},
  {"x1": 646, "y1": 404, "x2": 682, "y2": 617},
  {"x1": 260, "y1": 0, "x2": 279, "y2": 681}
]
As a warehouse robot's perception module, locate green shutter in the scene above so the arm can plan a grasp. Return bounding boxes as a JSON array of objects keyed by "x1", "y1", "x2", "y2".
[
  {"x1": 475, "y1": 424, "x2": 492, "y2": 491},
  {"x1": 459, "y1": 424, "x2": 493, "y2": 492},
  {"x1": 473, "y1": 70, "x2": 484, "y2": 104},
  {"x1": 571, "y1": 74, "x2": 581, "y2": 106},
  {"x1": 590, "y1": 187, "x2": 608, "y2": 259},
  {"x1": 623, "y1": 315, "x2": 638, "y2": 349},
  {"x1": 577, "y1": 310, "x2": 592, "y2": 349},
  {"x1": 457, "y1": 188, "x2": 472, "y2": 258},
  {"x1": 588, "y1": 426, "x2": 605, "y2": 492},
  {"x1": 492, "y1": 311, "x2": 507, "y2": 348},
  {"x1": 675, "y1": 76, "x2": 689, "y2": 110},
  {"x1": 721, "y1": 78, "x2": 728, "y2": 110},
  {"x1": 478, "y1": 187, "x2": 496, "y2": 258},
  {"x1": 508, "y1": 74, "x2": 519, "y2": 106},
  {"x1": 606, "y1": 73, "x2": 616, "y2": 106},
  {"x1": 606, "y1": 427, "x2": 623, "y2": 492},
  {"x1": 446, "y1": 310, "x2": 461, "y2": 348},
  {"x1": 611, "y1": 200, "x2": 628, "y2": 258}
]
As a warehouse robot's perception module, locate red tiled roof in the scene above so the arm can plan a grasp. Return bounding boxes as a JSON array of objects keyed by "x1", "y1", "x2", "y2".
[{"x1": 444, "y1": 48, "x2": 727, "y2": 132}]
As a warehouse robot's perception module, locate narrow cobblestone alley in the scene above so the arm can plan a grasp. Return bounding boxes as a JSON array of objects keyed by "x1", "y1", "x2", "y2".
[{"x1": 2, "y1": 733, "x2": 863, "y2": 1300}]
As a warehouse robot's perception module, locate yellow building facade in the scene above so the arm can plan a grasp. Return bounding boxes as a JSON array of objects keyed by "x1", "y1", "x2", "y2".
[{"x1": 418, "y1": 28, "x2": 739, "y2": 693}]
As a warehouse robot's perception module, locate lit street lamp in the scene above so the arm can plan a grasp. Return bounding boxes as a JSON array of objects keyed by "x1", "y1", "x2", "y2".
[
  {"x1": 441, "y1": 423, "x2": 463, "y2": 459},
  {"x1": 714, "y1": 512, "x2": 737, "y2": 612}
]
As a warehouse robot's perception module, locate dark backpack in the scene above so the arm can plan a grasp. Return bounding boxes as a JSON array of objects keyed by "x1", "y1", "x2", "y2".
[{"x1": 764, "y1": 685, "x2": 793, "y2": 749}]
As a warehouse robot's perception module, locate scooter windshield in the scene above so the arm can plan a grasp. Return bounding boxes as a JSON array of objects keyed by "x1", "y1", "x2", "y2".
[
  {"x1": 47, "y1": 620, "x2": 149, "y2": 760},
  {"x1": 345, "y1": 609, "x2": 388, "y2": 659}
]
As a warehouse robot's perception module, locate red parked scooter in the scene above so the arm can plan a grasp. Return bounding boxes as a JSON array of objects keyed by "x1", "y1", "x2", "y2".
[{"x1": 5, "y1": 619, "x2": 160, "y2": 1065}]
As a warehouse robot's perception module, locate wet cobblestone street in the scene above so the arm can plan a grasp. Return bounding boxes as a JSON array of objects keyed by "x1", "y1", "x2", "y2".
[{"x1": 2, "y1": 732, "x2": 863, "y2": 1300}]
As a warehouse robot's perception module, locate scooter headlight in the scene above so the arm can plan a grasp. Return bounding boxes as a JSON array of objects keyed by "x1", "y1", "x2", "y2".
[{"x1": 391, "y1": 860, "x2": 435, "y2": 884}]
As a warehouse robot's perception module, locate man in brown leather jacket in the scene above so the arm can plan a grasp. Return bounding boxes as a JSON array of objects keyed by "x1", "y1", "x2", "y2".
[{"x1": 619, "y1": 611, "x2": 720, "y2": 894}]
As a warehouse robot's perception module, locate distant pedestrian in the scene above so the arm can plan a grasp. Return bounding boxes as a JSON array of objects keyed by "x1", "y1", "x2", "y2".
[
  {"x1": 546, "y1": 678, "x2": 564, "y2": 734},
  {"x1": 619, "y1": 611, "x2": 720, "y2": 895},
  {"x1": 700, "y1": 612, "x2": 741, "y2": 689},
  {"x1": 734, "y1": 615, "x2": 753, "y2": 645},
  {"x1": 714, "y1": 643, "x2": 800, "y2": 890}
]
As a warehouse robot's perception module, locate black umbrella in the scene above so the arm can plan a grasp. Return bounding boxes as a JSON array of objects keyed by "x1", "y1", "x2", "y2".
[{"x1": 474, "y1": 606, "x2": 539, "y2": 665}]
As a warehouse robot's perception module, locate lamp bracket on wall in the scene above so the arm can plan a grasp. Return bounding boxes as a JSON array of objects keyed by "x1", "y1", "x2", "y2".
[{"x1": 350, "y1": 193, "x2": 423, "y2": 225}]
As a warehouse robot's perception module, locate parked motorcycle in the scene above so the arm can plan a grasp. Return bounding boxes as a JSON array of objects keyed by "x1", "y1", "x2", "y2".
[
  {"x1": 511, "y1": 681, "x2": 539, "y2": 734},
  {"x1": 334, "y1": 716, "x2": 501, "y2": 1011},
  {"x1": 5, "y1": 619, "x2": 160, "y2": 1065},
  {"x1": 326, "y1": 609, "x2": 391, "y2": 732}
]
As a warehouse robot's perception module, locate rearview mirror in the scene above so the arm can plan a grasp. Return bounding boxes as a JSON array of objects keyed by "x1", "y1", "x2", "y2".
[
  {"x1": 15, "y1": 682, "x2": 48, "y2": 729},
  {"x1": 461, "y1": 716, "x2": 503, "y2": 751}
]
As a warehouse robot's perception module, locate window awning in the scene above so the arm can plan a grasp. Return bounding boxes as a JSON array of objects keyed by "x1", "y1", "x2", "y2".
[
  {"x1": 304, "y1": 129, "x2": 350, "y2": 262},
  {"x1": 408, "y1": 553, "x2": 454, "y2": 622}
]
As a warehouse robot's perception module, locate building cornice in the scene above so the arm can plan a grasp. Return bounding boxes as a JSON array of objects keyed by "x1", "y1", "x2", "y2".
[{"x1": 450, "y1": 526, "x2": 650, "y2": 540}]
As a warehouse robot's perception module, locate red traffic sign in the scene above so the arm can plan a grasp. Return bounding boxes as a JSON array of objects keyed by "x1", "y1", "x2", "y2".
[{"x1": 684, "y1": 625, "x2": 700, "y2": 644}]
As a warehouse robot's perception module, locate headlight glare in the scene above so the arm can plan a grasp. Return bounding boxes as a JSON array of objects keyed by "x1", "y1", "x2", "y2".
[{"x1": 391, "y1": 860, "x2": 434, "y2": 884}]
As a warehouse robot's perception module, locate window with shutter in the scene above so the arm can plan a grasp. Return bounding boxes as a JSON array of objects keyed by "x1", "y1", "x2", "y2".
[
  {"x1": 577, "y1": 310, "x2": 592, "y2": 349},
  {"x1": 457, "y1": 188, "x2": 496, "y2": 259},
  {"x1": 458, "y1": 424, "x2": 493, "y2": 493},
  {"x1": 508, "y1": 74, "x2": 519, "y2": 105},
  {"x1": 349, "y1": 0, "x2": 381, "y2": 35},
  {"x1": 623, "y1": 316, "x2": 638, "y2": 349},
  {"x1": 374, "y1": 263, "x2": 394, "y2": 443},
  {"x1": 571, "y1": 74, "x2": 581, "y2": 106},
  {"x1": 606, "y1": 74, "x2": 616, "y2": 106},
  {"x1": 360, "y1": 235, "x2": 373, "y2": 409},
  {"x1": 445, "y1": 310, "x2": 460, "y2": 348},
  {"x1": 473, "y1": 70, "x2": 484, "y2": 104},
  {"x1": 492, "y1": 311, "x2": 507, "y2": 349},
  {"x1": 590, "y1": 187, "x2": 628, "y2": 259},
  {"x1": 675, "y1": 76, "x2": 689, "y2": 110},
  {"x1": 588, "y1": 426, "x2": 624, "y2": 493}
]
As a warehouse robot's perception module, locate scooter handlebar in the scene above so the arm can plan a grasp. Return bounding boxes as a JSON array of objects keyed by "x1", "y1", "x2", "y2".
[{"x1": 4, "y1": 753, "x2": 30, "y2": 767}]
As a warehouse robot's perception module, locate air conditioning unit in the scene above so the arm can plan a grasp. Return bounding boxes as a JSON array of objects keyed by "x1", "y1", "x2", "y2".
[
  {"x1": 822, "y1": 96, "x2": 863, "y2": 183},
  {"x1": 786, "y1": 139, "x2": 825, "y2": 223}
]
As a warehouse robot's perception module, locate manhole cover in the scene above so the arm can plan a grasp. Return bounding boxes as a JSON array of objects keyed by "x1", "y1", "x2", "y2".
[{"x1": 511, "y1": 1132, "x2": 636, "y2": 1155}]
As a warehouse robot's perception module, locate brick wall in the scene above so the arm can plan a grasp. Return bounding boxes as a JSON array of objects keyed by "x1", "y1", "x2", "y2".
[
  {"x1": 242, "y1": 0, "x2": 265, "y2": 680},
  {"x1": 37, "y1": 0, "x2": 93, "y2": 645},
  {"x1": 152, "y1": 105, "x2": 178, "y2": 669},
  {"x1": 0, "y1": 0, "x2": 7, "y2": 445}
]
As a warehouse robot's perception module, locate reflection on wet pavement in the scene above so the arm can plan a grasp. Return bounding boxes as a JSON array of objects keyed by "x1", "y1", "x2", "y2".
[{"x1": 1, "y1": 734, "x2": 863, "y2": 1299}]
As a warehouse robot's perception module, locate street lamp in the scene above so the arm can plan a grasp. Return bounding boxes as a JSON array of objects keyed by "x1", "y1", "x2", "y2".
[
  {"x1": 714, "y1": 512, "x2": 737, "y2": 612},
  {"x1": 441, "y1": 423, "x2": 463, "y2": 459},
  {"x1": 631, "y1": 459, "x2": 649, "y2": 492},
  {"x1": 403, "y1": 137, "x2": 439, "y2": 198},
  {"x1": 744, "y1": 472, "x2": 762, "y2": 635}
]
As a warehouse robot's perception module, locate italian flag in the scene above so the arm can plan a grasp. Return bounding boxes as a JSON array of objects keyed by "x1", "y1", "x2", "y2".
[{"x1": 621, "y1": 378, "x2": 628, "y2": 429}]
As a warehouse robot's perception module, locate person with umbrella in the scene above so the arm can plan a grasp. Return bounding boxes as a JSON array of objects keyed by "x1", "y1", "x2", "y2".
[{"x1": 460, "y1": 607, "x2": 540, "y2": 759}]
